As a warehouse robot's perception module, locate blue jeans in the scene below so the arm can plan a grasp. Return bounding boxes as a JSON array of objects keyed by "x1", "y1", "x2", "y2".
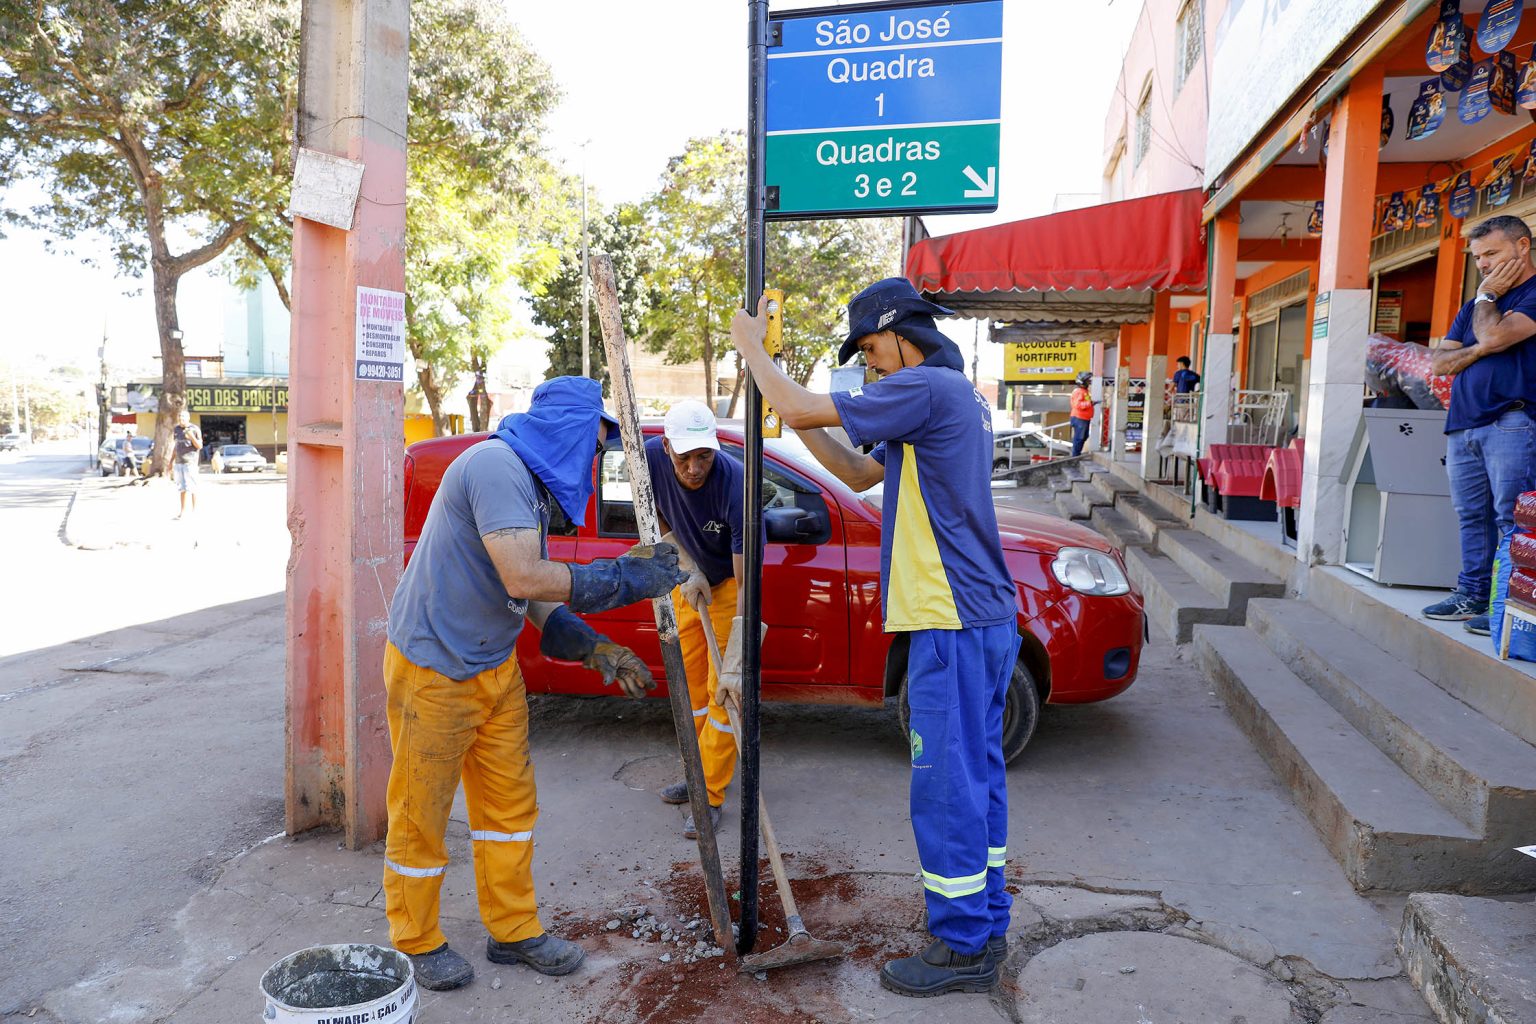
[
  {"x1": 1447, "y1": 406, "x2": 1536, "y2": 600},
  {"x1": 1070, "y1": 416, "x2": 1091, "y2": 457}
]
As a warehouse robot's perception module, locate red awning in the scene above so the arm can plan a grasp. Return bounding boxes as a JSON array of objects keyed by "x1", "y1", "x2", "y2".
[{"x1": 904, "y1": 189, "x2": 1207, "y2": 322}]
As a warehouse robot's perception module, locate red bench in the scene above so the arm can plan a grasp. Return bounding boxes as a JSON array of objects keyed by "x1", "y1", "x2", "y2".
[{"x1": 1198, "y1": 443, "x2": 1279, "y2": 521}]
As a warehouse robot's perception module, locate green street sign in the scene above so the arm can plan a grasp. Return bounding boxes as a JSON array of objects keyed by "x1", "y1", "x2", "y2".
[
  {"x1": 766, "y1": 122, "x2": 999, "y2": 218},
  {"x1": 765, "y1": 0, "x2": 1003, "y2": 220}
]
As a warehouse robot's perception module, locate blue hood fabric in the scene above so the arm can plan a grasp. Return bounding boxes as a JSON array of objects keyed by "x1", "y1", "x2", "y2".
[{"x1": 492, "y1": 376, "x2": 618, "y2": 527}]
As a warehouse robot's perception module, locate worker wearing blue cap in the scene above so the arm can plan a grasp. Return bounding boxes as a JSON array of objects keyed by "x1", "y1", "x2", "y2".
[
  {"x1": 382, "y1": 376, "x2": 689, "y2": 991},
  {"x1": 726, "y1": 280, "x2": 1018, "y2": 997}
]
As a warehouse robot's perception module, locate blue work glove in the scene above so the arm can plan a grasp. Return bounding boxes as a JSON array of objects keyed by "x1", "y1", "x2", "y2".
[
  {"x1": 568, "y1": 542, "x2": 689, "y2": 614},
  {"x1": 539, "y1": 605, "x2": 655, "y2": 698}
]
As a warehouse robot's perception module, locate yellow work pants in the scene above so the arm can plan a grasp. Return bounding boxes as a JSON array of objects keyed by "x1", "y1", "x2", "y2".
[
  {"x1": 381, "y1": 642, "x2": 543, "y2": 955},
  {"x1": 673, "y1": 579, "x2": 740, "y2": 807}
]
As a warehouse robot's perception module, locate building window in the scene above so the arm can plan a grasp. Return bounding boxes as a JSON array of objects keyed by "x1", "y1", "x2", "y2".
[
  {"x1": 1134, "y1": 81, "x2": 1152, "y2": 168},
  {"x1": 1175, "y1": 0, "x2": 1203, "y2": 94}
]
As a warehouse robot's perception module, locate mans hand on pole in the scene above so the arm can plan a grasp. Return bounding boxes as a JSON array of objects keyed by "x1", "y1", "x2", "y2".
[
  {"x1": 538, "y1": 605, "x2": 656, "y2": 698},
  {"x1": 715, "y1": 615, "x2": 746, "y2": 707},
  {"x1": 568, "y1": 542, "x2": 689, "y2": 613}
]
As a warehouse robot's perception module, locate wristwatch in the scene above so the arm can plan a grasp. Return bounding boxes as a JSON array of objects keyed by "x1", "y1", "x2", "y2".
[{"x1": 1476, "y1": 291, "x2": 1499, "y2": 304}]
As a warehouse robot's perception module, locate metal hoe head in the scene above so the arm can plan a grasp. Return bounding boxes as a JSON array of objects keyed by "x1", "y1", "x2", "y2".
[{"x1": 737, "y1": 917, "x2": 845, "y2": 973}]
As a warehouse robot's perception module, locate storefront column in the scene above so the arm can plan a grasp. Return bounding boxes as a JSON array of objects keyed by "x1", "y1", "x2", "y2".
[
  {"x1": 1138, "y1": 291, "x2": 1172, "y2": 479},
  {"x1": 1429, "y1": 218, "x2": 1465, "y2": 341},
  {"x1": 1203, "y1": 212, "x2": 1240, "y2": 448},
  {"x1": 1297, "y1": 65, "x2": 1381, "y2": 566}
]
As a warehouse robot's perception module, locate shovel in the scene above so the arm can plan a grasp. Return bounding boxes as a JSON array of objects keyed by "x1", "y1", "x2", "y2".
[{"x1": 696, "y1": 611, "x2": 845, "y2": 972}]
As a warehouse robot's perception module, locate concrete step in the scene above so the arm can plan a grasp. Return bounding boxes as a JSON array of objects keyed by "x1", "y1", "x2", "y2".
[
  {"x1": 1054, "y1": 489, "x2": 1092, "y2": 522},
  {"x1": 1306, "y1": 565, "x2": 1536, "y2": 749},
  {"x1": 1400, "y1": 894, "x2": 1536, "y2": 1024},
  {"x1": 1047, "y1": 473, "x2": 1074, "y2": 494},
  {"x1": 1060, "y1": 460, "x2": 1093, "y2": 483},
  {"x1": 1247, "y1": 598, "x2": 1536, "y2": 843},
  {"x1": 1083, "y1": 474, "x2": 1134, "y2": 509},
  {"x1": 1124, "y1": 545, "x2": 1232, "y2": 643},
  {"x1": 1157, "y1": 529, "x2": 1286, "y2": 610},
  {"x1": 1195, "y1": 625, "x2": 1487, "y2": 893},
  {"x1": 1192, "y1": 505, "x2": 1300, "y2": 585},
  {"x1": 1116, "y1": 492, "x2": 1185, "y2": 541},
  {"x1": 1089, "y1": 505, "x2": 1154, "y2": 551},
  {"x1": 1070, "y1": 477, "x2": 1120, "y2": 511}
]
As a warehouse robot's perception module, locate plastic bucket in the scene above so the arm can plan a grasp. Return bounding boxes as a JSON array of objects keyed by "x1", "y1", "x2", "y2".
[{"x1": 259, "y1": 944, "x2": 416, "y2": 1024}]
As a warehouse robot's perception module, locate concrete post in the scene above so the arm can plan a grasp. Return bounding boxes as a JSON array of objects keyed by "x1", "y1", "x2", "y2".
[
  {"x1": 1139, "y1": 291, "x2": 1172, "y2": 479},
  {"x1": 1203, "y1": 212, "x2": 1240, "y2": 448},
  {"x1": 1111, "y1": 346, "x2": 1129, "y2": 458},
  {"x1": 285, "y1": 0, "x2": 409, "y2": 848},
  {"x1": 1297, "y1": 65, "x2": 1380, "y2": 567}
]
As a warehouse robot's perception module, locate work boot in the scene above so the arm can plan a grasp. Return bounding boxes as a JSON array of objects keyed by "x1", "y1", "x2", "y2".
[
  {"x1": 1465, "y1": 614, "x2": 1492, "y2": 637},
  {"x1": 659, "y1": 780, "x2": 689, "y2": 805},
  {"x1": 682, "y1": 804, "x2": 722, "y2": 839},
  {"x1": 986, "y1": 933, "x2": 1007, "y2": 967},
  {"x1": 486, "y1": 933, "x2": 585, "y2": 976},
  {"x1": 404, "y1": 943, "x2": 474, "y2": 991},
  {"x1": 879, "y1": 938, "x2": 998, "y2": 997}
]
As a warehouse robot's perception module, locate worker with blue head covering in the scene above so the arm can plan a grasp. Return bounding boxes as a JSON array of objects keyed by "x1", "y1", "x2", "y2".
[
  {"x1": 383, "y1": 375, "x2": 688, "y2": 991},
  {"x1": 727, "y1": 278, "x2": 1018, "y2": 998}
]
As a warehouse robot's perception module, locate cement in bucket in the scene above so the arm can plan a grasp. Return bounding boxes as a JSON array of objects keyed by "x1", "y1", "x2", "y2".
[{"x1": 260, "y1": 943, "x2": 417, "y2": 1024}]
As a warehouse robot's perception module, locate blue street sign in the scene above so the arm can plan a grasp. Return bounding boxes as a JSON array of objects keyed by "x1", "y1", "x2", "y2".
[{"x1": 766, "y1": 0, "x2": 1004, "y2": 218}]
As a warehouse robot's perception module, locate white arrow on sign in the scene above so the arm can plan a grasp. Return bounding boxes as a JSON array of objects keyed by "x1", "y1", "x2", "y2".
[{"x1": 962, "y1": 165, "x2": 996, "y2": 199}]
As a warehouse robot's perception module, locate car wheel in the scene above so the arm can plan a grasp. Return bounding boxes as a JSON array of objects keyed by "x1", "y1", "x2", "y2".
[
  {"x1": 115, "y1": 462, "x2": 125, "y2": 477},
  {"x1": 993, "y1": 458, "x2": 1007, "y2": 474},
  {"x1": 897, "y1": 654, "x2": 1042, "y2": 766},
  {"x1": 100, "y1": 465, "x2": 110, "y2": 477}
]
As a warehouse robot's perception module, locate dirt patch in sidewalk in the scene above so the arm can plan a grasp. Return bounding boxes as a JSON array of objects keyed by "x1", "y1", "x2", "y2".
[{"x1": 560, "y1": 856, "x2": 929, "y2": 1024}]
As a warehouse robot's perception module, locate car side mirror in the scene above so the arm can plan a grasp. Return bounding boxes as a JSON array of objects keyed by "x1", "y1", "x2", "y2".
[{"x1": 764, "y1": 505, "x2": 820, "y2": 544}]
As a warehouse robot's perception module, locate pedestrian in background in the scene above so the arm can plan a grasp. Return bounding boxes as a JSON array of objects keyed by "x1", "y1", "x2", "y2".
[
  {"x1": 1069, "y1": 371, "x2": 1095, "y2": 457},
  {"x1": 1422, "y1": 214, "x2": 1536, "y2": 636},
  {"x1": 1172, "y1": 355, "x2": 1201, "y2": 393},
  {"x1": 171, "y1": 409, "x2": 202, "y2": 519}
]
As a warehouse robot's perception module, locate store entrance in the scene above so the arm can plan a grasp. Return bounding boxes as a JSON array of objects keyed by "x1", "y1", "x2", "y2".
[{"x1": 198, "y1": 415, "x2": 246, "y2": 461}]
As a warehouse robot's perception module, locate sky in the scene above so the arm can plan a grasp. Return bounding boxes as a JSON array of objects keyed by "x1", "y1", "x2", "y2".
[{"x1": 1, "y1": 0, "x2": 1144, "y2": 384}]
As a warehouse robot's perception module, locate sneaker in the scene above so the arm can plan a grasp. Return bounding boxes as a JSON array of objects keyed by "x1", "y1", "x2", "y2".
[
  {"x1": 1422, "y1": 592, "x2": 1484, "y2": 621},
  {"x1": 879, "y1": 938, "x2": 998, "y2": 997},
  {"x1": 486, "y1": 933, "x2": 585, "y2": 976},
  {"x1": 659, "y1": 780, "x2": 689, "y2": 805},
  {"x1": 682, "y1": 804, "x2": 722, "y2": 839},
  {"x1": 404, "y1": 943, "x2": 474, "y2": 991},
  {"x1": 1465, "y1": 614, "x2": 1492, "y2": 637},
  {"x1": 986, "y1": 933, "x2": 1007, "y2": 968}
]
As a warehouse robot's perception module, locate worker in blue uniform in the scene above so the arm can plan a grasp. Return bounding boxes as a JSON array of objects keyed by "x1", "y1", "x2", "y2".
[{"x1": 725, "y1": 278, "x2": 1019, "y2": 997}]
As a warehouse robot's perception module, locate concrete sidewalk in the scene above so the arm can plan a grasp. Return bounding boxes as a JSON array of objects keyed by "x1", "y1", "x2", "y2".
[{"x1": 2, "y1": 588, "x2": 1441, "y2": 1024}]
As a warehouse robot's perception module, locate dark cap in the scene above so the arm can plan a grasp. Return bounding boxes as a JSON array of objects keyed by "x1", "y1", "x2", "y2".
[{"x1": 837, "y1": 277, "x2": 963, "y2": 371}]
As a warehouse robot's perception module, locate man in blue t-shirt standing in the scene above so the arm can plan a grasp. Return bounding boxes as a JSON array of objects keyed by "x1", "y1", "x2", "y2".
[
  {"x1": 728, "y1": 278, "x2": 1018, "y2": 998},
  {"x1": 1172, "y1": 356, "x2": 1201, "y2": 393},
  {"x1": 1421, "y1": 215, "x2": 1536, "y2": 635},
  {"x1": 643, "y1": 399, "x2": 761, "y2": 839},
  {"x1": 382, "y1": 377, "x2": 687, "y2": 991}
]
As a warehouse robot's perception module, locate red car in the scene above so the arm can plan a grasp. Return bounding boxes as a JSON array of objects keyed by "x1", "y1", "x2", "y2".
[{"x1": 403, "y1": 425, "x2": 1144, "y2": 762}]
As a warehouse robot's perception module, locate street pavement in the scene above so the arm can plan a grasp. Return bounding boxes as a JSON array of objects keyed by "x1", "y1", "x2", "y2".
[{"x1": 0, "y1": 442, "x2": 1434, "y2": 1023}]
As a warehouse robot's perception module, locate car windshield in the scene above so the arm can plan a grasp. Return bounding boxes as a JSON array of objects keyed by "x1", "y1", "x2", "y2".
[
  {"x1": 129, "y1": 438, "x2": 152, "y2": 451},
  {"x1": 223, "y1": 445, "x2": 257, "y2": 456}
]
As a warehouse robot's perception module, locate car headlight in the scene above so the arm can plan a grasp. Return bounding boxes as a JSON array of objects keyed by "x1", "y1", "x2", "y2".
[{"x1": 1050, "y1": 546, "x2": 1130, "y2": 597}]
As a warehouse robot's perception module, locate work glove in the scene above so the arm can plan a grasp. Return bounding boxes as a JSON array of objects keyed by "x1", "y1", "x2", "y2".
[
  {"x1": 714, "y1": 616, "x2": 767, "y2": 708},
  {"x1": 539, "y1": 605, "x2": 655, "y2": 699},
  {"x1": 569, "y1": 541, "x2": 689, "y2": 614},
  {"x1": 661, "y1": 531, "x2": 712, "y2": 610}
]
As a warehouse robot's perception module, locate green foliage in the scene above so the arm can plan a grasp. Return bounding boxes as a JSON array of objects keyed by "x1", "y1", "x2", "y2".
[
  {"x1": 403, "y1": 0, "x2": 574, "y2": 432},
  {"x1": 529, "y1": 203, "x2": 657, "y2": 394}
]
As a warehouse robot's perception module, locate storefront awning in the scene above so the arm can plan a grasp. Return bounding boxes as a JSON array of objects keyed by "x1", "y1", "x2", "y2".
[{"x1": 904, "y1": 189, "x2": 1208, "y2": 321}]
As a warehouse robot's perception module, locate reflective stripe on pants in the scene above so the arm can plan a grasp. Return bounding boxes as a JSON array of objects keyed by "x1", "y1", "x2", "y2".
[
  {"x1": 382, "y1": 642, "x2": 544, "y2": 955},
  {"x1": 906, "y1": 623, "x2": 1019, "y2": 956},
  {"x1": 673, "y1": 580, "x2": 740, "y2": 806}
]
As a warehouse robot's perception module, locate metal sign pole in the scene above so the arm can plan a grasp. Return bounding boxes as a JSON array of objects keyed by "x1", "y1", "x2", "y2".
[{"x1": 738, "y1": 0, "x2": 768, "y2": 958}]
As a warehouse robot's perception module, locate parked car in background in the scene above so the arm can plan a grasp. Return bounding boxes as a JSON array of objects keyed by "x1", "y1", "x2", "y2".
[
  {"x1": 402, "y1": 425, "x2": 1146, "y2": 763},
  {"x1": 0, "y1": 432, "x2": 30, "y2": 452},
  {"x1": 210, "y1": 444, "x2": 268, "y2": 474},
  {"x1": 97, "y1": 436, "x2": 152, "y2": 477}
]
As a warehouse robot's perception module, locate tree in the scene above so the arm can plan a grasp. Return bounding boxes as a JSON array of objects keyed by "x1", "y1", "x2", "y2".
[
  {"x1": 0, "y1": 0, "x2": 299, "y2": 474},
  {"x1": 530, "y1": 202, "x2": 657, "y2": 394},
  {"x1": 402, "y1": 0, "x2": 574, "y2": 435},
  {"x1": 642, "y1": 133, "x2": 746, "y2": 407}
]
